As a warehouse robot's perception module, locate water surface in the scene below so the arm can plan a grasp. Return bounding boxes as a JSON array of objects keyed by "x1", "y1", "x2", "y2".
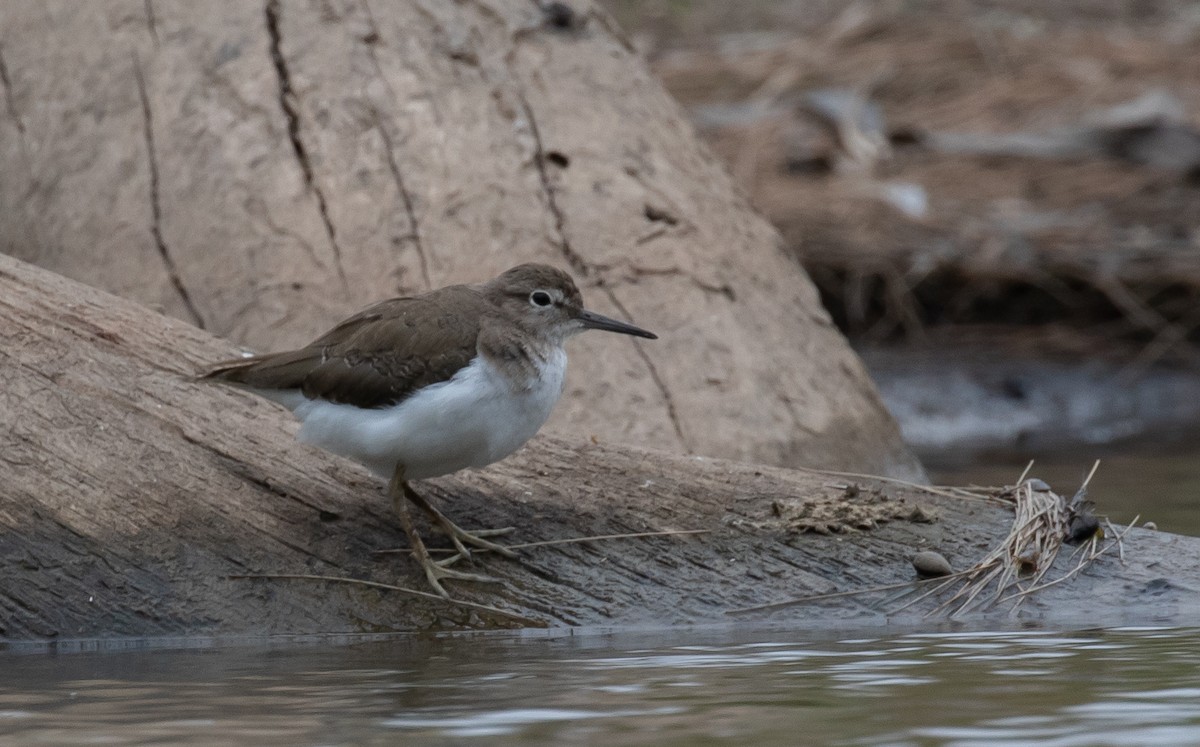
[{"x1": 4, "y1": 626, "x2": 1200, "y2": 745}]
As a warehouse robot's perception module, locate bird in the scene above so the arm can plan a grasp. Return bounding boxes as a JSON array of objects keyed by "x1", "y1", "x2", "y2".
[{"x1": 201, "y1": 263, "x2": 657, "y2": 597}]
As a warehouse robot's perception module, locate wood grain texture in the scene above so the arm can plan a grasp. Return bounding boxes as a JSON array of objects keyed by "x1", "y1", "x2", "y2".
[{"x1": 3, "y1": 255, "x2": 1197, "y2": 640}]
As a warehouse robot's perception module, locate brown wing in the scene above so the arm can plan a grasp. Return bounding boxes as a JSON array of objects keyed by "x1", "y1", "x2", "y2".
[{"x1": 202, "y1": 286, "x2": 489, "y2": 409}]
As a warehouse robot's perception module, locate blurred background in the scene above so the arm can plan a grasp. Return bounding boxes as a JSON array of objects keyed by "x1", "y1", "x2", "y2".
[{"x1": 602, "y1": 0, "x2": 1200, "y2": 531}]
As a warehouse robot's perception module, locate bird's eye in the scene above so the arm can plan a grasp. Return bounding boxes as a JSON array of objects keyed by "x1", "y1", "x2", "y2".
[{"x1": 530, "y1": 291, "x2": 553, "y2": 307}]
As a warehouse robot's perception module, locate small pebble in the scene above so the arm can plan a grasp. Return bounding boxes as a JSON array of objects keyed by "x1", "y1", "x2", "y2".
[
  {"x1": 912, "y1": 550, "x2": 952, "y2": 578},
  {"x1": 1143, "y1": 521, "x2": 1158, "y2": 531}
]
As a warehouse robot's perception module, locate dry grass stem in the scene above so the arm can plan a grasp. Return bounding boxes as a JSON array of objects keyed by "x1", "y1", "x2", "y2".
[
  {"x1": 372, "y1": 529, "x2": 710, "y2": 557},
  {"x1": 228, "y1": 573, "x2": 539, "y2": 624},
  {"x1": 999, "y1": 515, "x2": 1138, "y2": 604},
  {"x1": 927, "y1": 464, "x2": 1131, "y2": 618}
]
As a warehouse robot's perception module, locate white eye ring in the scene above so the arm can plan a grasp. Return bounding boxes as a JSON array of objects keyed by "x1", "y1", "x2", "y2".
[{"x1": 530, "y1": 290, "x2": 553, "y2": 307}]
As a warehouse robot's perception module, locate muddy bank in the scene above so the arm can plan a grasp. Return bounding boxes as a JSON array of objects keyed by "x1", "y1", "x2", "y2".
[{"x1": 3, "y1": 255, "x2": 1199, "y2": 639}]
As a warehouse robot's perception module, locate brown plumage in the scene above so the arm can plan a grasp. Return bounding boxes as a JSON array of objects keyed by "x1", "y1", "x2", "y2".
[
  {"x1": 201, "y1": 264, "x2": 601, "y2": 410},
  {"x1": 203, "y1": 287, "x2": 489, "y2": 410}
]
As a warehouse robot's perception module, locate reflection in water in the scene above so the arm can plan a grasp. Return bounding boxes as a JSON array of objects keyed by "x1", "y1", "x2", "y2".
[{"x1": 2, "y1": 627, "x2": 1200, "y2": 745}]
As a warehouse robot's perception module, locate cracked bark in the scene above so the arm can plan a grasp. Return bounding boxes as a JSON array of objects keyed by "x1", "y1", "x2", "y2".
[
  {"x1": 0, "y1": 37, "x2": 39, "y2": 228},
  {"x1": 518, "y1": 92, "x2": 588, "y2": 275},
  {"x1": 0, "y1": 43, "x2": 24, "y2": 136},
  {"x1": 518, "y1": 91, "x2": 689, "y2": 448},
  {"x1": 359, "y1": 0, "x2": 435, "y2": 289},
  {"x1": 132, "y1": 54, "x2": 205, "y2": 330},
  {"x1": 144, "y1": 0, "x2": 159, "y2": 47},
  {"x1": 374, "y1": 114, "x2": 433, "y2": 290},
  {"x1": 264, "y1": 0, "x2": 348, "y2": 291},
  {"x1": 605, "y1": 290, "x2": 690, "y2": 449}
]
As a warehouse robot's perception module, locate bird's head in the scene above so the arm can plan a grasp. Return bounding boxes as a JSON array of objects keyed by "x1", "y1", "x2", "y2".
[{"x1": 484, "y1": 264, "x2": 657, "y2": 343}]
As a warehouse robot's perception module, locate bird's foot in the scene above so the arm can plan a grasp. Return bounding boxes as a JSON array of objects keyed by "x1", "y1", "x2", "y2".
[
  {"x1": 391, "y1": 473, "x2": 508, "y2": 597},
  {"x1": 390, "y1": 472, "x2": 518, "y2": 596},
  {"x1": 404, "y1": 487, "x2": 519, "y2": 562},
  {"x1": 420, "y1": 560, "x2": 504, "y2": 598},
  {"x1": 436, "y1": 523, "x2": 518, "y2": 565},
  {"x1": 423, "y1": 527, "x2": 515, "y2": 568}
]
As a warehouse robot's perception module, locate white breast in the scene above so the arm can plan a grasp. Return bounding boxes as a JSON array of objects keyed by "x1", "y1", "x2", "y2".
[{"x1": 267, "y1": 348, "x2": 568, "y2": 481}]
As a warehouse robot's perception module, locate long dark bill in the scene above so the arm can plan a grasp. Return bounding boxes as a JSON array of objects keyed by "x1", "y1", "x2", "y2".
[{"x1": 578, "y1": 309, "x2": 658, "y2": 339}]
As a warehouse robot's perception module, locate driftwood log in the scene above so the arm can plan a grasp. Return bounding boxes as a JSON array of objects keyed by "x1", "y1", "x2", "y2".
[
  {"x1": 4, "y1": 255, "x2": 1198, "y2": 639},
  {"x1": 0, "y1": 0, "x2": 921, "y2": 478}
]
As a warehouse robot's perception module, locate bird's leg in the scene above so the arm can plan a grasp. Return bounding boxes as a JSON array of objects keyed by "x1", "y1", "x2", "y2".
[
  {"x1": 402, "y1": 483, "x2": 518, "y2": 565},
  {"x1": 388, "y1": 468, "x2": 499, "y2": 596}
]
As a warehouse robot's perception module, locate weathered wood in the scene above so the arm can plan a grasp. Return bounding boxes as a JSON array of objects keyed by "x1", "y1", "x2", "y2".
[
  {"x1": 0, "y1": 0, "x2": 921, "y2": 478},
  {"x1": 3, "y1": 255, "x2": 1198, "y2": 639}
]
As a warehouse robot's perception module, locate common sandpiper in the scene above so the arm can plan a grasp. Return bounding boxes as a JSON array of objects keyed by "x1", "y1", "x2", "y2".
[{"x1": 202, "y1": 264, "x2": 657, "y2": 597}]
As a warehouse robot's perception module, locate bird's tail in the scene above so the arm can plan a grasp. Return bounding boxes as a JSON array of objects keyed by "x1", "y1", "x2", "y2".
[
  {"x1": 197, "y1": 356, "x2": 262, "y2": 385},
  {"x1": 198, "y1": 349, "x2": 319, "y2": 392}
]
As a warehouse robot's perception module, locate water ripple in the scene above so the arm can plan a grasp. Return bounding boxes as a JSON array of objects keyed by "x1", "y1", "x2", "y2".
[{"x1": 1, "y1": 627, "x2": 1198, "y2": 745}]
